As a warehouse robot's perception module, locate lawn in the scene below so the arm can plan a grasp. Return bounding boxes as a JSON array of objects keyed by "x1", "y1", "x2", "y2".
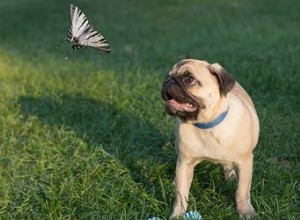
[{"x1": 0, "y1": 0, "x2": 299, "y2": 219}]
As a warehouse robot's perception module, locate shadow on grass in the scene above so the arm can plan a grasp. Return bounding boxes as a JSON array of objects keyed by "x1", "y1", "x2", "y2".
[{"x1": 18, "y1": 93, "x2": 176, "y2": 185}]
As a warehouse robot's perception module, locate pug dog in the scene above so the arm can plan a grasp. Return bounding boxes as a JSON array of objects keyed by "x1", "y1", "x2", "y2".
[{"x1": 161, "y1": 59, "x2": 259, "y2": 219}]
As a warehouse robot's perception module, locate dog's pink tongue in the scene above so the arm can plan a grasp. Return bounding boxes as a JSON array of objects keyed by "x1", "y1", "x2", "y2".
[{"x1": 168, "y1": 99, "x2": 195, "y2": 111}]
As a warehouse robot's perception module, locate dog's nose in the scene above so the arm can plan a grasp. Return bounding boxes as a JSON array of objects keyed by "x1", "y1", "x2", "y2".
[{"x1": 166, "y1": 77, "x2": 176, "y2": 85}]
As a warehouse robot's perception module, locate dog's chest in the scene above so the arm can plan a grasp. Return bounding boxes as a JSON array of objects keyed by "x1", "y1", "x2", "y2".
[{"x1": 177, "y1": 124, "x2": 233, "y2": 162}]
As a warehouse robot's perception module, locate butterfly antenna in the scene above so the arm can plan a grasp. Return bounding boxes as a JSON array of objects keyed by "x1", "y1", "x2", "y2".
[
  {"x1": 65, "y1": 50, "x2": 72, "y2": 60},
  {"x1": 65, "y1": 45, "x2": 77, "y2": 60},
  {"x1": 56, "y1": 38, "x2": 67, "y2": 50}
]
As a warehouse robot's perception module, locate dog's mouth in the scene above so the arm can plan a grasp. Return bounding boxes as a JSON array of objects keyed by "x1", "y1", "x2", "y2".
[
  {"x1": 166, "y1": 99, "x2": 197, "y2": 112},
  {"x1": 162, "y1": 91, "x2": 200, "y2": 120}
]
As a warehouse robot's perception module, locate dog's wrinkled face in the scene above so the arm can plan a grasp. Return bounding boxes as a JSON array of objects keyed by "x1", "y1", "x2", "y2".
[{"x1": 161, "y1": 59, "x2": 235, "y2": 121}]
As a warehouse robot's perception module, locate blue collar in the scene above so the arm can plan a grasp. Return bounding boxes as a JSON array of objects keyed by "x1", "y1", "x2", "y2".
[{"x1": 193, "y1": 106, "x2": 229, "y2": 129}]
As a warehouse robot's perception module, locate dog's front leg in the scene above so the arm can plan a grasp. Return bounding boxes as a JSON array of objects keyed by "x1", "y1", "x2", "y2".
[{"x1": 170, "y1": 157, "x2": 197, "y2": 219}]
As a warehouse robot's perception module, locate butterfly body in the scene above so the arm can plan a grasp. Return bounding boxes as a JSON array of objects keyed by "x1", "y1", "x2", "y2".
[
  {"x1": 60, "y1": 4, "x2": 110, "y2": 55},
  {"x1": 69, "y1": 36, "x2": 79, "y2": 43}
]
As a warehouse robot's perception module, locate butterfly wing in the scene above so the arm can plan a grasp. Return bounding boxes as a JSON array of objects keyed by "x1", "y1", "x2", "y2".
[
  {"x1": 78, "y1": 27, "x2": 111, "y2": 53},
  {"x1": 66, "y1": 4, "x2": 79, "y2": 41},
  {"x1": 68, "y1": 4, "x2": 110, "y2": 53}
]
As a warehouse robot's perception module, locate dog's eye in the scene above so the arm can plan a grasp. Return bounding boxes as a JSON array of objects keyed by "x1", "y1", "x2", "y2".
[{"x1": 183, "y1": 75, "x2": 195, "y2": 85}]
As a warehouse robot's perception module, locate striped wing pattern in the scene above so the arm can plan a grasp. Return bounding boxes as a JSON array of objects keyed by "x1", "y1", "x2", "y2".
[{"x1": 67, "y1": 4, "x2": 110, "y2": 53}]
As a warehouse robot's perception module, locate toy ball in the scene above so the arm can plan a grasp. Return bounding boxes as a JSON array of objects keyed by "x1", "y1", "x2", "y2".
[
  {"x1": 147, "y1": 210, "x2": 202, "y2": 220},
  {"x1": 183, "y1": 210, "x2": 203, "y2": 220}
]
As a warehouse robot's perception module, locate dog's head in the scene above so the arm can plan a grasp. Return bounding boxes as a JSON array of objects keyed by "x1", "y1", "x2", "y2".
[{"x1": 161, "y1": 59, "x2": 235, "y2": 121}]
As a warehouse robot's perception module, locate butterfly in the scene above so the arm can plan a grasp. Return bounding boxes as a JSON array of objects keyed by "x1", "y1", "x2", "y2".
[{"x1": 57, "y1": 4, "x2": 110, "y2": 59}]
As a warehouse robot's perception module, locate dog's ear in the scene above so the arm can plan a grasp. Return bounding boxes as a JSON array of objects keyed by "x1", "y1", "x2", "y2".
[{"x1": 208, "y1": 63, "x2": 235, "y2": 96}]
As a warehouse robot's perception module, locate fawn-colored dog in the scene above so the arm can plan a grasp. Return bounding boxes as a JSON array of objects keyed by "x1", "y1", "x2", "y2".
[{"x1": 161, "y1": 59, "x2": 259, "y2": 219}]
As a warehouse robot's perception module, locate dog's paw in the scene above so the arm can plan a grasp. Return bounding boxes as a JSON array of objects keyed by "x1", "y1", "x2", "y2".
[
  {"x1": 237, "y1": 199, "x2": 257, "y2": 220},
  {"x1": 169, "y1": 205, "x2": 185, "y2": 219},
  {"x1": 239, "y1": 210, "x2": 257, "y2": 220},
  {"x1": 223, "y1": 163, "x2": 237, "y2": 181},
  {"x1": 224, "y1": 169, "x2": 237, "y2": 181}
]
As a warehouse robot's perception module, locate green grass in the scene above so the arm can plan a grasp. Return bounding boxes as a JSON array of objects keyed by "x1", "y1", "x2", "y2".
[{"x1": 0, "y1": 0, "x2": 299, "y2": 219}]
